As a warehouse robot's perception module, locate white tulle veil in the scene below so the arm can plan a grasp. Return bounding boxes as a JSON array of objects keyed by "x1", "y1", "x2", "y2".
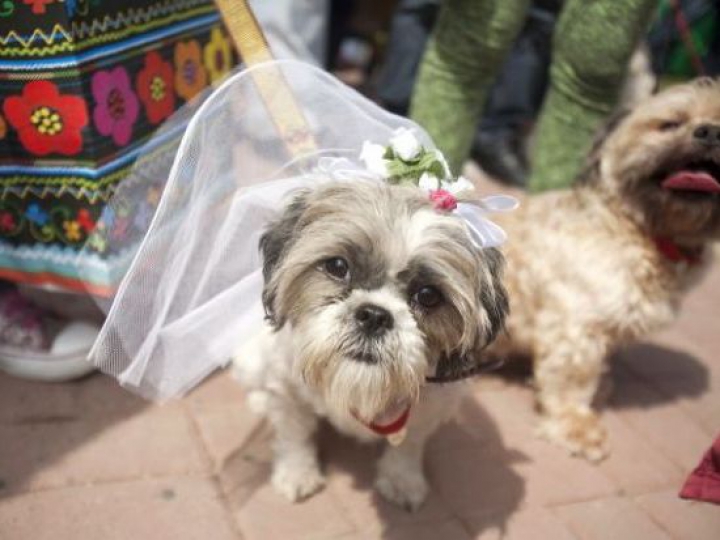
[{"x1": 85, "y1": 60, "x2": 515, "y2": 401}]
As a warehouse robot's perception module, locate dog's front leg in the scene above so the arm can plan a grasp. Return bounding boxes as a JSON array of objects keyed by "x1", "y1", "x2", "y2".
[
  {"x1": 375, "y1": 426, "x2": 432, "y2": 512},
  {"x1": 534, "y1": 338, "x2": 609, "y2": 462},
  {"x1": 375, "y1": 390, "x2": 458, "y2": 511},
  {"x1": 265, "y1": 394, "x2": 325, "y2": 502}
]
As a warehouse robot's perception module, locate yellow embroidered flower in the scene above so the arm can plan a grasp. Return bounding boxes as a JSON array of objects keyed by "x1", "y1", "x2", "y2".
[
  {"x1": 203, "y1": 28, "x2": 233, "y2": 84},
  {"x1": 175, "y1": 40, "x2": 208, "y2": 100},
  {"x1": 63, "y1": 220, "x2": 82, "y2": 241}
]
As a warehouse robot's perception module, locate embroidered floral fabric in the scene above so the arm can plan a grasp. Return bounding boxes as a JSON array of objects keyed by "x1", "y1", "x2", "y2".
[{"x1": 0, "y1": 0, "x2": 238, "y2": 295}]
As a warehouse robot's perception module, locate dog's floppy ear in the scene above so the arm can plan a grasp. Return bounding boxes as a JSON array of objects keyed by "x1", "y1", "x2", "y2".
[
  {"x1": 478, "y1": 247, "x2": 509, "y2": 347},
  {"x1": 576, "y1": 108, "x2": 631, "y2": 185},
  {"x1": 427, "y1": 247, "x2": 509, "y2": 383},
  {"x1": 259, "y1": 190, "x2": 310, "y2": 327}
]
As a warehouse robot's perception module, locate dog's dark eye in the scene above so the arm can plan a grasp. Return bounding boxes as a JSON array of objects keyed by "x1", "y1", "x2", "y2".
[
  {"x1": 323, "y1": 257, "x2": 350, "y2": 280},
  {"x1": 413, "y1": 286, "x2": 443, "y2": 309},
  {"x1": 658, "y1": 120, "x2": 683, "y2": 131}
]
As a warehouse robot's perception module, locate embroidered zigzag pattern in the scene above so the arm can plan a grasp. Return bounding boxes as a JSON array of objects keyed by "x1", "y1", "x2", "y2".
[
  {"x1": 2, "y1": 185, "x2": 116, "y2": 203},
  {"x1": 0, "y1": 0, "x2": 213, "y2": 55},
  {"x1": 71, "y1": 0, "x2": 212, "y2": 40},
  {"x1": 0, "y1": 42, "x2": 75, "y2": 57},
  {"x1": 0, "y1": 168, "x2": 132, "y2": 191},
  {"x1": 0, "y1": 24, "x2": 72, "y2": 49}
]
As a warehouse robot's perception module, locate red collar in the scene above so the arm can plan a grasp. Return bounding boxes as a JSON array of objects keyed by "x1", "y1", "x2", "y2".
[{"x1": 653, "y1": 236, "x2": 704, "y2": 266}]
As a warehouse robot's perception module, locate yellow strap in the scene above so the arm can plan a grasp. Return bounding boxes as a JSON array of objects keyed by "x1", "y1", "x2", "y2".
[{"x1": 213, "y1": 0, "x2": 318, "y2": 155}]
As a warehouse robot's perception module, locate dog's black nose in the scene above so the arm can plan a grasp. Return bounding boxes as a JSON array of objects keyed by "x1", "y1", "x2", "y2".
[
  {"x1": 693, "y1": 124, "x2": 720, "y2": 147},
  {"x1": 355, "y1": 304, "x2": 394, "y2": 336}
]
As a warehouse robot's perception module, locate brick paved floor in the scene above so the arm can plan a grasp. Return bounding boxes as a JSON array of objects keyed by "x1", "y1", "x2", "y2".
[{"x1": 1, "y1": 173, "x2": 718, "y2": 539}]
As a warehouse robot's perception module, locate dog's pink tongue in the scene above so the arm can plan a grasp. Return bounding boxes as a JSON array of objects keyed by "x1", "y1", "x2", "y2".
[{"x1": 662, "y1": 171, "x2": 720, "y2": 193}]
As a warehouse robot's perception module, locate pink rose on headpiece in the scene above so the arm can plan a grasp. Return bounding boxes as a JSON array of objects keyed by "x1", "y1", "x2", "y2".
[{"x1": 429, "y1": 189, "x2": 458, "y2": 211}]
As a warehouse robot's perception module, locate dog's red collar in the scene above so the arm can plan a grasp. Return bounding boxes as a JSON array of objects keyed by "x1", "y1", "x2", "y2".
[{"x1": 653, "y1": 236, "x2": 704, "y2": 266}]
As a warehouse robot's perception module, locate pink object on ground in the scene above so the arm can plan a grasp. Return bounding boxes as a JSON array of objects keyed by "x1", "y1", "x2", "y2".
[{"x1": 679, "y1": 434, "x2": 720, "y2": 505}]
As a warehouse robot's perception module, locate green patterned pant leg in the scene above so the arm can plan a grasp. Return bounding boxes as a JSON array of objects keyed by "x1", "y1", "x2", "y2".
[
  {"x1": 529, "y1": 0, "x2": 657, "y2": 192},
  {"x1": 410, "y1": 0, "x2": 531, "y2": 175}
]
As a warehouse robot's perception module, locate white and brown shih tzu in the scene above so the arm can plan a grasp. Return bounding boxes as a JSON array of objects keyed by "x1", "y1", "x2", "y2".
[
  {"x1": 233, "y1": 139, "x2": 511, "y2": 511},
  {"x1": 490, "y1": 78, "x2": 720, "y2": 461}
]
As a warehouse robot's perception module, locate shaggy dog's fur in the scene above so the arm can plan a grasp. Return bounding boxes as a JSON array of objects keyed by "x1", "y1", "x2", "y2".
[{"x1": 491, "y1": 79, "x2": 720, "y2": 460}]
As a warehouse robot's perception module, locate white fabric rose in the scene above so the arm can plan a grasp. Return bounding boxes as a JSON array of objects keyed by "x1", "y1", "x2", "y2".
[
  {"x1": 390, "y1": 128, "x2": 421, "y2": 162},
  {"x1": 359, "y1": 141, "x2": 388, "y2": 176},
  {"x1": 418, "y1": 172, "x2": 440, "y2": 191}
]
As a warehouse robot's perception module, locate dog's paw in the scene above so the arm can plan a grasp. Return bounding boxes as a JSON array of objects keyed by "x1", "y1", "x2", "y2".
[
  {"x1": 271, "y1": 462, "x2": 326, "y2": 502},
  {"x1": 537, "y1": 408, "x2": 609, "y2": 462},
  {"x1": 375, "y1": 467, "x2": 428, "y2": 512}
]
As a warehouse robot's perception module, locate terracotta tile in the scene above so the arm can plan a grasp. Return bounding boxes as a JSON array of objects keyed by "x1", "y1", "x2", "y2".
[
  {"x1": 614, "y1": 341, "x2": 710, "y2": 387},
  {"x1": 327, "y1": 459, "x2": 454, "y2": 536},
  {"x1": 232, "y1": 482, "x2": 356, "y2": 540},
  {"x1": 336, "y1": 519, "x2": 471, "y2": 540},
  {"x1": 276, "y1": 423, "x2": 454, "y2": 535},
  {"x1": 0, "y1": 406, "x2": 209, "y2": 494},
  {"x1": 597, "y1": 412, "x2": 685, "y2": 495},
  {"x1": 510, "y1": 439, "x2": 619, "y2": 507},
  {"x1": 636, "y1": 490, "x2": 720, "y2": 540},
  {"x1": 609, "y1": 379, "x2": 713, "y2": 471},
  {"x1": 472, "y1": 507, "x2": 578, "y2": 540},
  {"x1": 611, "y1": 341, "x2": 719, "y2": 439},
  {"x1": 672, "y1": 389, "x2": 720, "y2": 438},
  {"x1": 669, "y1": 302, "x2": 720, "y2": 364},
  {"x1": 424, "y1": 418, "x2": 528, "y2": 526},
  {"x1": 216, "y1": 421, "x2": 273, "y2": 508},
  {"x1": 0, "y1": 371, "x2": 147, "y2": 425},
  {"x1": 471, "y1": 385, "x2": 537, "y2": 437},
  {"x1": 187, "y1": 397, "x2": 264, "y2": 468},
  {"x1": 379, "y1": 519, "x2": 472, "y2": 540},
  {"x1": 473, "y1": 391, "x2": 618, "y2": 507},
  {"x1": 554, "y1": 497, "x2": 673, "y2": 540},
  {"x1": 185, "y1": 371, "x2": 247, "y2": 411},
  {"x1": 0, "y1": 477, "x2": 240, "y2": 540}
]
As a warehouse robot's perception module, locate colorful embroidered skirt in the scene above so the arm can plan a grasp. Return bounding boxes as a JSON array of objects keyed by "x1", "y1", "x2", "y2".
[{"x1": 0, "y1": 0, "x2": 238, "y2": 296}]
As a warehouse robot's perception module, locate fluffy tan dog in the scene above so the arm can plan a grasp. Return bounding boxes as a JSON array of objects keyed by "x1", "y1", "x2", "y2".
[{"x1": 490, "y1": 78, "x2": 720, "y2": 461}]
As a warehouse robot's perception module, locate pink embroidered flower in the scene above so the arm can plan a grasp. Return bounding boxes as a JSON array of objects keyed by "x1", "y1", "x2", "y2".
[
  {"x1": 92, "y1": 67, "x2": 139, "y2": 146},
  {"x1": 429, "y1": 189, "x2": 458, "y2": 211}
]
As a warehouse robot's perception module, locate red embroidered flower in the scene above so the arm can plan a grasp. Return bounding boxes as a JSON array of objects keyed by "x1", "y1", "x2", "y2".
[
  {"x1": 23, "y1": 0, "x2": 55, "y2": 14},
  {"x1": 77, "y1": 209, "x2": 96, "y2": 233},
  {"x1": 429, "y1": 189, "x2": 458, "y2": 211},
  {"x1": 136, "y1": 51, "x2": 175, "y2": 125},
  {"x1": 3, "y1": 81, "x2": 88, "y2": 156},
  {"x1": 0, "y1": 212, "x2": 15, "y2": 232}
]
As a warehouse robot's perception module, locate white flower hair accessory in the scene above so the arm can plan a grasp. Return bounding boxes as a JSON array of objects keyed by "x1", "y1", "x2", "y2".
[{"x1": 359, "y1": 128, "x2": 518, "y2": 249}]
